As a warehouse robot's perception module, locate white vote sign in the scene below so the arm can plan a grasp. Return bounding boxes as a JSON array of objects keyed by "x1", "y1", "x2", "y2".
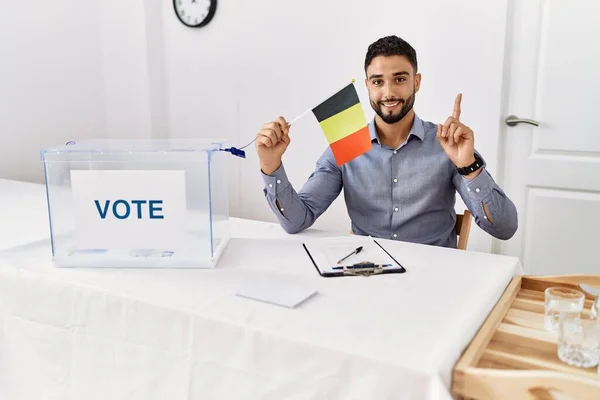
[{"x1": 70, "y1": 170, "x2": 187, "y2": 250}]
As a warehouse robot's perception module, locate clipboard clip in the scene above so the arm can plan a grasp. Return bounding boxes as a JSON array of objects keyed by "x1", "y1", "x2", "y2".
[{"x1": 341, "y1": 262, "x2": 384, "y2": 277}]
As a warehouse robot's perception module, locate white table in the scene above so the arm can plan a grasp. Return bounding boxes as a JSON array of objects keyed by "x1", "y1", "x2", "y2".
[
  {"x1": 0, "y1": 180, "x2": 523, "y2": 400},
  {"x1": 0, "y1": 179, "x2": 50, "y2": 250}
]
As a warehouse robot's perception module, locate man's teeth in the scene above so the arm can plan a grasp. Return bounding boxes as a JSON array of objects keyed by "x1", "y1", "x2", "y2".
[{"x1": 383, "y1": 102, "x2": 399, "y2": 107}]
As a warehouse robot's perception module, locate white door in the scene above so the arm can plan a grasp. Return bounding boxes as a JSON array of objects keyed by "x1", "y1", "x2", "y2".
[{"x1": 497, "y1": 0, "x2": 600, "y2": 275}]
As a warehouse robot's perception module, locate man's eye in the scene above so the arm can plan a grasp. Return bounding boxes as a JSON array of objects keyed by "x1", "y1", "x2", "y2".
[
  {"x1": 396, "y1": 77, "x2": 406, "y2": 83},
  {"x1": 373, "y1": 80, "x2": 382, "y2": 85}
]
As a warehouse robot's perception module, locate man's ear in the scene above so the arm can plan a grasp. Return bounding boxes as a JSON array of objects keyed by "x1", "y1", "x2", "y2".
[{"x1": 415, "y1": 73, "x2": 422, "y2": 93}]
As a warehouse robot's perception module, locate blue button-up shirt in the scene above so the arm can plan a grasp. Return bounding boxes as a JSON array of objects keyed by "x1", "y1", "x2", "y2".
[{"x1": 261, "y1": 114, "x2": 518, "y2": 248}]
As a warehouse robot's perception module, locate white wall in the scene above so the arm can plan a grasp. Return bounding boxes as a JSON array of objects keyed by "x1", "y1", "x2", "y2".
[
  {"x1": 0, "y1": 0, "x2": 107, "y2": 182},
  {"x1": 162, "y1": 0, "x2": 509, "y2": 253},
  {"x1": 161, "y1": 0, "x2": 240, "y2": 215},
  {"x1": 99, "y1": 0, "x2": 169, "y2": 140},
  {"x1": 0, "y1": 0, "x2": 166, "y2": 183},
  {"x1": 99, "y1": 0, "x2": 154, "y2": 140}
]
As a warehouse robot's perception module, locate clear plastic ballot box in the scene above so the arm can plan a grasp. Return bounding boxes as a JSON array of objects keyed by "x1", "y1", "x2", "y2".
[{"x1": 40, "y1": 139, "x2": 230, "y2": 268}]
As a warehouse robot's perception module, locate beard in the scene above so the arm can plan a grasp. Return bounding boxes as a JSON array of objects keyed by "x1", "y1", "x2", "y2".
[{"x1": 371, "y1": 89, "x2": 416, "y2": 124}]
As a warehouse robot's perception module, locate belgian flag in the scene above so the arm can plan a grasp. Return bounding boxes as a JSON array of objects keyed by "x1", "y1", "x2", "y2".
[{"x1": 312, "y1": 83, "x2": 372, "y2": 166}]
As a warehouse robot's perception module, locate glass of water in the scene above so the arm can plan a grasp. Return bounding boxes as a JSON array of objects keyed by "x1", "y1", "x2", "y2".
[
  {"x1": 558, "y1": 315, "x2": 600, "y2": 368},
  {"x1": 592, "y1": 296, "x2": 600, "y2": 320},
  {"x1": 544, "y1": 287, "x2": 585, "y2": 332}
]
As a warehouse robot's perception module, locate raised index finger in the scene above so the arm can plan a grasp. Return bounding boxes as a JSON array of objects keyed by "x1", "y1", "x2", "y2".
[{"x1": 452, "y1": 93, "x2": 462, "y2": 120}]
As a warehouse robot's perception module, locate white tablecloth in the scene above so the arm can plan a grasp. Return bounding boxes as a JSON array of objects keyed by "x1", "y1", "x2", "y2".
[
  {"x1": 0, "y1": 179, "x2": 50, "y2": 250},
  {"x1": 0, "y1": 180, "x2": 523, "y2": 400}
]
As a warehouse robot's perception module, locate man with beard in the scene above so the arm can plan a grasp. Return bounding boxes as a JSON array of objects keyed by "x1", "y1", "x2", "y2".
[{"x1": 255, "y1": 35, "x2": 517, "y2": 248}]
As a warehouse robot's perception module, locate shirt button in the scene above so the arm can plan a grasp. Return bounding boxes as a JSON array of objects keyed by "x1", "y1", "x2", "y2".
[
  {"x1": 394, "y1": 207, "x2": 399, "y2": 212},
  {"x1": 476, "y1": 188, "x2": 480, "y2": 193},
  {"x1": 277, "y1": 180, "x2": 281, "y2": 184},
  {"x1": 280, "y1": 208, "x2": 284, "y2": 212},
  {"x1": 393, "y1": 234, "x2": 398, "y2": 238},
  {"x1": 393, "y1": 178, "x2": 398, "y2": 183},
  {"x1": 268, "y1": 184, "x2": 273, "y2": 188},
  {"x1": 393, "y1": 150, "x2": 398, "y2": 155},
  {"x1": 467, "y1": 188, "x2": 471, "y2": 192}
]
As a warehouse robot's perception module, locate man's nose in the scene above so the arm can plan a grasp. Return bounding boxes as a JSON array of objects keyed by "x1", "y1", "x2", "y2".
[{"x1": 382, "y1": 83, "x2": 395, "y2": 99}]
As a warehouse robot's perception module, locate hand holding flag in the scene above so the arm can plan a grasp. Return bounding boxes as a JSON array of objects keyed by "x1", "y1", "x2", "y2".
[
  {"x1": 256, "y1": 81, "x2": 372, "y2": 173},
  {"x1": 256, "y1": 116, "x2": 291, "y2": 175}
]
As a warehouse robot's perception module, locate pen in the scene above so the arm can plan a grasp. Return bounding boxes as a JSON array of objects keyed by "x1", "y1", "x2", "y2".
[
  {"x1": 332, "y1": 263, "x2": 393, "y2": 270},
  {"x1": 337, "y1": 246, "x2": 363, "y2": 264}
]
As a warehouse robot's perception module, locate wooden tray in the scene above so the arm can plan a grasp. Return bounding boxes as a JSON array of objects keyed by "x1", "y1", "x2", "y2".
[{"x1": 452, "y1": 275, "x2": 600, "y2": 400}]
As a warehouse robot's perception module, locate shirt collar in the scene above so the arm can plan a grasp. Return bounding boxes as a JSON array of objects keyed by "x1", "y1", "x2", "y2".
[{"x1": 368, "y1": 113, "x2": 425, "y2": 144}]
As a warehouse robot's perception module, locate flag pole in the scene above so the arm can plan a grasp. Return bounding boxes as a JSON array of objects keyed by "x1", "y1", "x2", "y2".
[
  {"x1": 288, "y1": 108, "x2": 312, "y2": 126},
  {"x1": 288, "y1": 78, "x2": 356, "y2": 127}
]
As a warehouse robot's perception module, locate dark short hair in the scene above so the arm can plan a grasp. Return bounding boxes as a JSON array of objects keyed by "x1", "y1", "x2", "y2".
[{"x1": 364, "y1": 35, "x2": 418, "y2": 73}]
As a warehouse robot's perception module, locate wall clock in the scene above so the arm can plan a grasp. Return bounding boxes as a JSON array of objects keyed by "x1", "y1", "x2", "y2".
[{"x1": 173, "y1": 0, "x2": 217, "y2": 28}]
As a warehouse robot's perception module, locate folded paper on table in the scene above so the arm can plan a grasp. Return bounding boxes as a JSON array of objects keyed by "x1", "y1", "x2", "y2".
[{"x1": 235, "y1": 279, "x2": 318, "y2": 308}]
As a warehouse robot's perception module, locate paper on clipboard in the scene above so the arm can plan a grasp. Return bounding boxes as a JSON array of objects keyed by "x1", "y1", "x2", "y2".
[{"x1": 302, "y1": 236, "x2": 405, "y2": 276}]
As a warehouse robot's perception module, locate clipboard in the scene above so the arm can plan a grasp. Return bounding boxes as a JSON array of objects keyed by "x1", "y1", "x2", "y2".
[{"x1": 302, "y1": 237, "x2": 406, "y2": 277}]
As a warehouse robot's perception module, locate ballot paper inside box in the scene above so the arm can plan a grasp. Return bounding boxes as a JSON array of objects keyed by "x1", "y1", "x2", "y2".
[{"x1": 40, "y1": 139, "x2": 230, "y2": 268}]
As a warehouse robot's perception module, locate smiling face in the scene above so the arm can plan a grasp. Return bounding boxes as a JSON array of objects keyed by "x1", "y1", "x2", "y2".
[{"x1": 365, "y1": 55, "x2": 421, "y2": 125}]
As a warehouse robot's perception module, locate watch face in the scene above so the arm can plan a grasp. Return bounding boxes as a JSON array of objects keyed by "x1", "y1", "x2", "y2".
[{"x1": 174, "y1": 0, "x2": 217, "y2": 28}]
